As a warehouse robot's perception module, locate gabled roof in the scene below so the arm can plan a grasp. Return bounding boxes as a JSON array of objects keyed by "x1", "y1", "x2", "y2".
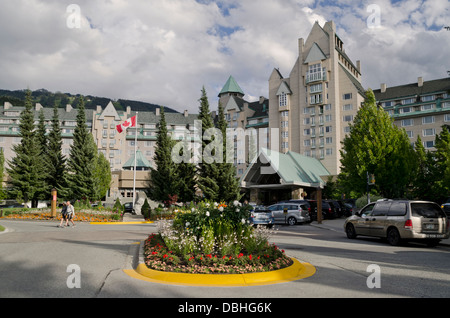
[
  {"x1": 219, "y1": 75, "x2": 245, "y2": 97},
  {"x1": 276, "y1": 81, "x2": 293, "y2": 96},
  {"x1": 373, "y1": 77, "x2": 450, "y2": 101},
  {"x1": 99, "y1": 101, "x2": 121, "y2": 120},
  {"x1": 123, "y1": 149, "x2": 152, "y2": 169},
  {"x1": 304, "y1": 42, "x2": 328, "y2": 63},
  {"x1": 241, "y1": 148, "x2": 330, "y2": 189}
]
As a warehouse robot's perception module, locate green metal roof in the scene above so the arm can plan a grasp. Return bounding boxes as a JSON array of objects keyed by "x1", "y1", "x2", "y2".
[
  {"x1": 241, "y1": 148, "x2": 330, "y2": 189},
  {"x1": 123, "y1": 149, "x2": 152, "y2": 169},
  {"x1": 219, "y1": 76, "x2": 245, "y2": 96}
]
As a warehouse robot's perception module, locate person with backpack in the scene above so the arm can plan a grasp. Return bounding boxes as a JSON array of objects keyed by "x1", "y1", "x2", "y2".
[
  {"x1": 57, "y1": 202, "x2": 68, "y2": 228},
  {"x1": 65, "y1": 201, "x2": 76, "y2": 228}
]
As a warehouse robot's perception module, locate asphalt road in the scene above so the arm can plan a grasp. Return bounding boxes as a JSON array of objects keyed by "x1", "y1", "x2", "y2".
[{"x1": 0, "y1": 218, "x2": 449, "y2": 299}]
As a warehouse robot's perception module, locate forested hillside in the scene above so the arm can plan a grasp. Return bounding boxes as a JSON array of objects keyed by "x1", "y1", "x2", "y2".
[{"x1": 0, "y1": 88, "x2": 178, "y2": 113}]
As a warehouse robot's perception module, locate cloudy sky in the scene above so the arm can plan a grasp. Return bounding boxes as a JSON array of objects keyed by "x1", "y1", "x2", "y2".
[{"x1": 0, "y1": 0, "x2": 449, "y2": 113}]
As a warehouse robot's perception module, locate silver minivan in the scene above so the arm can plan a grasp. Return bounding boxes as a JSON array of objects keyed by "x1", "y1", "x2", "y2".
[
  {"x1": 344, "y1": 200, "x2": 450, "y2": 246},
  {"x1": 267, "y1": 202, "x2": 311, "y2": 225}
]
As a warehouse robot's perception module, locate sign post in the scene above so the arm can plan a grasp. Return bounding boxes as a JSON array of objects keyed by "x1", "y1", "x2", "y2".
[{"x1": 51, "y1": 188, "x2": 57, "y2": 218}]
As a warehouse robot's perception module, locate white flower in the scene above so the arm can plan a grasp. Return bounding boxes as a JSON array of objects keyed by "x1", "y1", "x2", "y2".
[
  {"x1": 206, "y1": 211, "x2": 210, "y2": 217},
  {"x1": 235, "y1": 208, "x2": 240, "y2": 212},
  {"x1": 219, "y1": 206, "x2": 224, "y2": 212},
  {"x1": 214, "y1": 202, "x2": 219, "y2": 207},
  {"x1": 185, "y1": 222, "x2": 190, "y2": 227},
  {"x1": 241, "y1": 218, "x2": 246, "y2": 224},
  {"x1": 233, "y1": 200, "x2": 239, "y2": 206},
  {"x1": 205, "y1": 202, "x2": 210, "y2": 207},
  {"x1": 191, "y1": 208, "x2": 195, "y2": 212}
]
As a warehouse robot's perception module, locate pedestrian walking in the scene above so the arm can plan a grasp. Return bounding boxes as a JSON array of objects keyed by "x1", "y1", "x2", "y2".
[
  {"x1": 58, "y1": 202, "x2": 68, "y2": 228},
  {"x1": 65, "y1": 201, "x2": 76, "y2": 227}
]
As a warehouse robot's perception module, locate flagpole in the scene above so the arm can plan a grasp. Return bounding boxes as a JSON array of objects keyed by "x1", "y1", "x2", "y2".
[{"x1": 132, "y1": 112, "x2": 138, "y2": 211}]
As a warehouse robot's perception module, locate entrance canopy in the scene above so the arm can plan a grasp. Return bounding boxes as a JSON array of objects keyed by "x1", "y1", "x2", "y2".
[{"x1": 240, "y1": 148, "x2": 330, "y2": 204}]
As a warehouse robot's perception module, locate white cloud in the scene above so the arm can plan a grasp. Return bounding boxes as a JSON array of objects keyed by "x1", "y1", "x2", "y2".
[{"x1": 0, "y1": 0, "x2": 448, "y2": 113}]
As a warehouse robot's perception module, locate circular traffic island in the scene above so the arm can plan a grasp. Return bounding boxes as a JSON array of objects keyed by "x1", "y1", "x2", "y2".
[{"x1": 124, "y1": 233, "x2": 316, "y2": 287}]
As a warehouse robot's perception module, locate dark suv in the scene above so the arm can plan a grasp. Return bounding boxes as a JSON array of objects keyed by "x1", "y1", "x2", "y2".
[{"x1": 307, "y1": 200, "x2": 336, "y2": 220}]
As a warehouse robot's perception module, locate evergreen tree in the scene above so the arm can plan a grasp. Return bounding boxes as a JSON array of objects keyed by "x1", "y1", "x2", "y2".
[
  {"x1": 338, "y1": 89, "x2": 415, "y2": 198},
  {"x1": 196, "y1": 87, "x2": 220, "y2": 201},
  {"x1": 36, "y1": 109, "x2": 50, "y2": 198},
  {"x1": 7, "y1": 90, "x2": 46, "y2": 207},
  {"x1": 46, "y1": 104, "x2": 69, "y2": 198},
  {"x1": 432, "y1": 125, "x2": 450, "y2": 200},
  {"x1": 216, "y1": 102, "x2": 241, "y2": 202},
  {"x1": 147, "y1": 106, "x2": 179, "y2": 203},
  {"x1": 0, "y1": 148, "x2": 5, "y2": 201},
  {"x1": 66, "y1": 96, "x2": 97, "y2": 200}
]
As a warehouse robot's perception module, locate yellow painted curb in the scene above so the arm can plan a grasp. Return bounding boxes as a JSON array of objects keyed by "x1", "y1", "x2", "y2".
[
  {"x1": 90, "y1": 221, "x2": 154, "y2": 225},
  {"x1": 124, "y1": 258, "x2": 316, "y2": 287}
]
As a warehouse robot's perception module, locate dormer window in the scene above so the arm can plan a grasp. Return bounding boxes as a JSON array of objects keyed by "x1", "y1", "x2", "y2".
[{"x1": 279, "y1": 92, "x2": 288, "y2": 107}]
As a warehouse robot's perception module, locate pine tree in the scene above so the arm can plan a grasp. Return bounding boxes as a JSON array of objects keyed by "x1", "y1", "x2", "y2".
[
  {"x1": 46, "y1": 104, "x2": 69, "y2": 198},
  {"x1": 148, "y1": 106, "x2": 179, "y2": 203},
  {"x1": 196, "y1": 87, "x2": 220, "y2": 201},
  {"x1": 432, "y1": 125, "x2": 450, "y2": 200},
  {"x1": 7, "y1": 90, "x2": 46, "y2": 207},
  {"x1": 66, "y1": 96, "x2": 97, "y2": 200},
  {"x1": 216, "y1": 102, "x2": 241, "y2": 202}
]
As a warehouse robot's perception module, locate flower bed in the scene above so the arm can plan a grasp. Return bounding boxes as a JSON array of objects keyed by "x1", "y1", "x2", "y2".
[
  {"x1": 143, "y1": 201, "x2": 293, "y2": 274},
  {"x1": 0, "y1": 208, "x2": 122, "y2": 222},
  {"x1": 144, "y1": 233, "x2": 292, "y2": 274}
]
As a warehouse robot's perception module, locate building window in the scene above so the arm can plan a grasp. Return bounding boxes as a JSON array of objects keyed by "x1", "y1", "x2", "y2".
[
  {"x1": 424, "y1": 140, "x2": 435, "y2": 149},
  {"x1": 325, "y1": 126, "x2": 333, "y2": 133},
  {"x1": 400, "y1": 107, "x2": 412, "y2": 113},
  {"x1": 304, "y1": 140, "x2": 311, "y2": 147},
  {"x1": 343, "y1": 104, "x2": 353, "y2": 111},
  {"x1": 281, "y1": 121, "x2": 289, "y2": 128},
  {"x1": 401, "y1": 119, "x2": 414, "y2": 127},
  {"x1": 383, "y1": 101, "x2": 394, "y2": 107},
  {"x1": 423, "y1": 128, "x2": 436, "y2": 137},
  {"x1": 421, "y1": 104, "x2": 435, "y2": 111},
  {"x1": 442, "y1": 102, "x2": 450, "y2": 108},
  {"x1": 310, "y1": 94, "x2": 323, "y2": 105},
  {"x1": 401, "y1": 98, "x2": 415, "y2": 105},
  {"x1": 445, "y1": 114, "x2": 450, "y2": 122},
  {"x1": 406, "y1": 131, "x2": 413, "y2": 138},
  {"x1": 343, "y1": 93, "x2": 352, "y2": 100},
  {"x1": 422, "y1": 116, "x2": 435, "y2": 124},
  {"x1": 281, "y1": 142, "x2": 289, "y2": 149},
  {"x1": 326, "y1": 148, "x2": 333, "y2": 156},
  {"x1": 279, "y1": 93, "x2": 288, "y2": 107},
  {"x1": 310, "y1": 83, "x2": 323, "y2": 93},
  {"x1": 280, "y1": 111, "x2": 289, "y2": 117},
  {"x1": 421, "y1": 95, "x2": 435, "y2": 102},
  {"x1": 304, "y1": 129, "x2": 311, "y2": 136},
  {"x1": 343, "y1": 115, "x2": 353, "y2": 122}
]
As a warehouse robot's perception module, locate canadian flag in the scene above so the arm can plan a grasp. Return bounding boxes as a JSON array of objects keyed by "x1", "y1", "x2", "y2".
[{"x1": 116, "y1": 116, "x2": 136, "y2": 133}]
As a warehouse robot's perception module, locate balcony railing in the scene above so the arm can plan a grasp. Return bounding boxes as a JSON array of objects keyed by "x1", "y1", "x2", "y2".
[{"x1": 306, "y1": 71, "x2": 327, "y2": 84}]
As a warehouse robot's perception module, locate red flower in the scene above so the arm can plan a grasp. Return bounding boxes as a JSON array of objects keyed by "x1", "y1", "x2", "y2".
[
  {"x1": 237, "y1": 253, "x2": 243, "y2": 258},
  {"x1": 163, "y1": 254, "x2": 168, "y2": 258},
  {"x1": 249, "y1": 255, "x2": 252, "y2": 260}
]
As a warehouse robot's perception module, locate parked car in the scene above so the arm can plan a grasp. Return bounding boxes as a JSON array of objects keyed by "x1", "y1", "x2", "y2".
[
  {"x1": 267, "y1": 202, "x2": 311, "y2": 225},
  {"x1": 339, "y1": 201, "x2": 354, "y2": 217},
  {"x1": 249, "y1": 206, "x2": 275, "y2": 228},
  {"x1": 307, "y1": 200, "x2": 336, "y2": 220},
  {"x1": 344, "y1": 200, "x2": 450, "y2": 246},
  {"x1": 123, "y1": 202, "x2": 134, "y2": 214},
  {"x1": 441, "y1": 197, "x2": 450, "y2": 218},
  {"x1": 325, "y1": 200, "x2": 343, "y2": 217}
]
